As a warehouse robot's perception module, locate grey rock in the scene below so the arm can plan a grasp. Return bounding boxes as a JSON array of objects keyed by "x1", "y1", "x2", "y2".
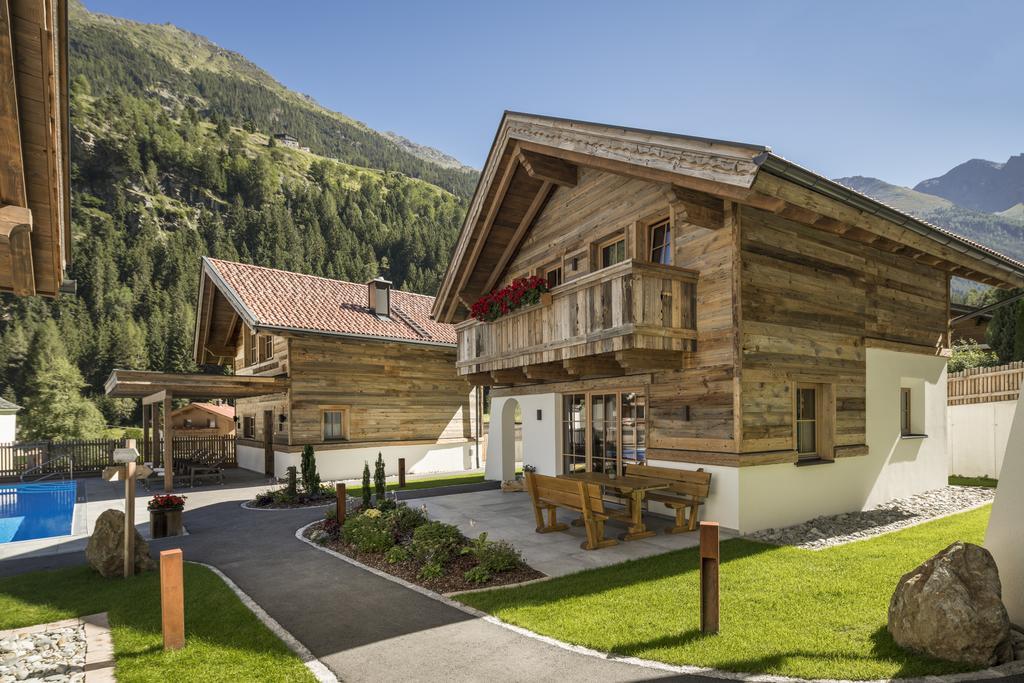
[
  {"x1": 888, "y1": 541, "x2": 1011, "y2": 666},
  {"x1": 85, "y1": 509, "x2": 156, "y2": 578}
]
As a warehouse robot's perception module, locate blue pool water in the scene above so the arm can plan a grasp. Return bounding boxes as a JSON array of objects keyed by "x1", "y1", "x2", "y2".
[{"x1": 0, "y1": 481, "x2": 77, "y2": 543}]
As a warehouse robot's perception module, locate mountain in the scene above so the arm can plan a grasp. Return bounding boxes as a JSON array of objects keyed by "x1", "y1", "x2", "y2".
[
  {"x1": 0, "y1": 2, "x2": 476, "y2": 438},
  {"x1": 67, "y1": 0, "x2": 477, "y2": 198},
  {"x1": 914, "y1": 154, "x2": 1024, "y2": 213},
  {"x1": 835, "y1": 176, "x2": 1024, "y2": 263}
]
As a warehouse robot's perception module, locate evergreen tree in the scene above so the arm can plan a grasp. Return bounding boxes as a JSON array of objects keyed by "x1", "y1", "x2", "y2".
[
  {"x1": 374, "y1": 452, "x2": 386, "y2": 499},
  {"x1": 300, "y1": 444, "x2": 320, "y2": 494}
]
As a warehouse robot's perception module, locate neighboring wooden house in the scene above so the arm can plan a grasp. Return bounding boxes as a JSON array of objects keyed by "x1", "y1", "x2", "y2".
[
  {"x1": 0, "y1": 0, "x2": 71, "y2": 297},
  {"x1": 432, "y1": 112, "x2": 1024, "y2": 533},
  {"x1": 949, "y1": 301, "x2": 993, "y2": 347},
  {"x1": 192, "y1": 257, "x2": 477, "y2": 479},
  {"x1": 170, "y1": 402, "x2": 235, "y2": 437}
]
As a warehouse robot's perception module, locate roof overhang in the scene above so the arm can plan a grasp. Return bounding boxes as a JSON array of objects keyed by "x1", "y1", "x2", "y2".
[
  {"x1": 104, "y1": 369, "x2": 289, "y2": 400},
  {"x1": 0, "y1": 0, "x2": 70, "y2": 297},
  {"x1": 433, "y1": 112, "x2": 1024, "y2": 323}
]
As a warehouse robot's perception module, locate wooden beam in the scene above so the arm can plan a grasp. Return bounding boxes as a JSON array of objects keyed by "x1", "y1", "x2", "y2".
[
  {"x1": 0, "y1": 0, "x2": 26, "y2": 207},
  {"x1": 517, "y1": 149, "x2": 577, "y2": 187},
  {"x1": 523, "y1": 362, "x2": 574, "y2": 381},
  {"x1": 481, "y1": 180, "x2": 554, "y2": 294},
  {"x1": 490, "y1": 368, "x2": 528, "y2": 385},
  {"x1": 563, "y1": 356, "x2": 625, "y2": 377},
  {"x1": 0, "y1": 204, "x2": 32, "y2": 295},
  {"x1": 463, "y1": 371, "x2": 494, "y2": 387},
  {"x1": 670, "y1": 187, "x2": 725, "y2": 229},
  {"x1": 615, "y1": 349, "x2": 683, "y2": 371},
  {"x1": 163, "y1": 392, "x2": 173, "y2": 493},
  {"x1": 141, "y1": 390, "x2": 168, "y2": 406}
]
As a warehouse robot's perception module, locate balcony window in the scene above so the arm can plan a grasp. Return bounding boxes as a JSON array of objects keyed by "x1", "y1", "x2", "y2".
[
  {"x1": 649, "y1": 219, "x2": 672, "y2": 265},
  {"x1": 545, "y1": 264, "x2": 563, "y2": 288},
  {"x1": 599, "y1": 237, "x2": 625, "y2": 269}
]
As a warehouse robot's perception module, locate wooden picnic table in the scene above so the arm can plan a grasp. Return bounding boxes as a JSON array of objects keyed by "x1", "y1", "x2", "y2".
[{"x1": 561, "y1": 471, "x2": 670, "y2": 541}]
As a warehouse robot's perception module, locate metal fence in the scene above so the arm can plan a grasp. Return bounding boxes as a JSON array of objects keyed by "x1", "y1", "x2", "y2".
[
  {"x1": 948, "y1": 361, "x2": 1024, "y2": 406},
  {"x1": 0, "y1": 435, "x2": 236, "y2": 480}
]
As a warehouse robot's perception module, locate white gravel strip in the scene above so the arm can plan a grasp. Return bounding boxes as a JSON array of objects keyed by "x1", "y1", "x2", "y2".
[
  {"x1": 747, "y1": 486, "x2": 995, "y2": 550},
  {"x1": 0, "y1": 623, "x2": 85, "y2": 683}
]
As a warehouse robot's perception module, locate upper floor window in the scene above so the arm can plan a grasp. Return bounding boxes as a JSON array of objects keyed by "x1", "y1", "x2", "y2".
[
  {"x1": 544, "y1": 263, "x2": 563, "y2": 288},
  {"x1": 649, "y1": 219, "x2": 672, "y2": 265},
  {"x1": 243, "y1": 328, "x2": 257, "y2": 366},
  {"x1": 258, "y1": 334, "x2": 274, "y2": 363},
  {"x1": 599, "y1": 237, "x2": 626, "y2": 269}
]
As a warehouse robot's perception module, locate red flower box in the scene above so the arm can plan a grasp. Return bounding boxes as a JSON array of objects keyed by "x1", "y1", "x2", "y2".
[
  {"x1": 148, "y1": 494, "x2": 187, "y2": 511},
  {"x1": 470, "y1": 276, "x2": 550, "y2": 322}
]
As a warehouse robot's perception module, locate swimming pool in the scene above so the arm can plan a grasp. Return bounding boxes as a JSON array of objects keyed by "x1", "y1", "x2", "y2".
[{"x1": 0, "y1": 481, "x2": 77, "y2": 543}]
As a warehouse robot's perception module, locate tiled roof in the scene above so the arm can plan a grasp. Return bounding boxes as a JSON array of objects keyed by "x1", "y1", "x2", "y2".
[
  {"x1": 0, "y1": 397, "x2": 20, "y2": 411},
  {"x1": 205, "y1": 258, "x2": 456, "y2": 345},
  {"x1": 188, "y1": 402, "x2": 235, "y2": 419}
]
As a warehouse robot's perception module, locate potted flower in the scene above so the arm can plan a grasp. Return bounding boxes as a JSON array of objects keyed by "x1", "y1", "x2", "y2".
[{"x1": 148, "y1": 494, "x2": 186, "y2": 538}]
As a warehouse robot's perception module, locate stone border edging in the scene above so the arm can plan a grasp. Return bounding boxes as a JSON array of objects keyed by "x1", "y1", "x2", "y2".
[
  {"x1": 295, "y1": 521, "x2": 1024, "y2": 683},
  {"x1": 191, "y1": 561, "x2": 338, "y2": 683}
]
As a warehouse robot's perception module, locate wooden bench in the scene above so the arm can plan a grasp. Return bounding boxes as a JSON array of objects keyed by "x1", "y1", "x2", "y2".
[
  {"x1": 525, "y1": 471, "x2": 618, "y2": 550},
  {"x1": 624, "y1": 464, "x2": 711, "y2": 534}
]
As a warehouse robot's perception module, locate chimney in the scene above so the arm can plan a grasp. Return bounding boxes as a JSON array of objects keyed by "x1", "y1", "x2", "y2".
[{"x1": 367, "y1": 277, "x2": 392, "y2": 318}]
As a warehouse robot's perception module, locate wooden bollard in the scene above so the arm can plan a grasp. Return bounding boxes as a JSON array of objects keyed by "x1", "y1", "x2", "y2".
[
  {"x1": 699, "y1": 521, "x2": 720, "y2": 635},
  {"x1": 160, "y1": 549, "x2": 185, "y2": 651},
  {"x1": 398, "y1": 458, "x2": 406, "y2": 488},
  {"x1": 335, "y1": 483, "x2": 346, "y2": 524}
]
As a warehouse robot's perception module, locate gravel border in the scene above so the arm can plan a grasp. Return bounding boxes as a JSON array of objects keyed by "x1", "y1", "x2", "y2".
[{"x1": 0, "y1": 612, "x2": 114, "y2": 683}]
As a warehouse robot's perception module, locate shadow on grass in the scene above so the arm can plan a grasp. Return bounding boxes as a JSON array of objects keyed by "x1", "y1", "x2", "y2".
[
  {"x1": 465, "y1": 538, "x2": 779, "y2": 609},
  {"x1": 867, "y1": 625, "x2": 974, "y2": 678}
]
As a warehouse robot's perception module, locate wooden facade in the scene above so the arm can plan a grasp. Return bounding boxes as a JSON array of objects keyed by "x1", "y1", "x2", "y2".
[
  {"x1": 434, "y1": 113, "x2": 1024, "y2": 471},
  {"x1": 0, "y1": 0, "x2": 70, "y2": 297}
]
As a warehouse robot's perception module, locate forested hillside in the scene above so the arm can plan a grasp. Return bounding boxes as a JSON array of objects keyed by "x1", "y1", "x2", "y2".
[{"x1": 0, "y1": 3, "x2": 474, "y2": 440}]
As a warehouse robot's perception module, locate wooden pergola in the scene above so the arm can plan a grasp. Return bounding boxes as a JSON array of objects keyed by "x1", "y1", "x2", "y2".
[{"x1": 104, "y1": 369, "x2": 288, "y2": 492}]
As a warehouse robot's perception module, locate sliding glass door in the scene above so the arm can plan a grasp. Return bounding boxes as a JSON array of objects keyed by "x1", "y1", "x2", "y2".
[{"x1": 561, "y1": 390, "x2": 646, "y2": 474}]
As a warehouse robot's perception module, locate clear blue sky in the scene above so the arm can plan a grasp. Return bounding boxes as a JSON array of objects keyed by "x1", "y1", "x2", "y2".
[{"x1": 83, "y1": 0, "x2": 1023, "y2": 187}]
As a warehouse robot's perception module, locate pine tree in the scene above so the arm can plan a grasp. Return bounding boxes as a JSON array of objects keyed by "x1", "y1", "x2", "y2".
[
  {"x1": 374, "y1": 452, "x2": 386, "y2": 500},
  {"x1": 300, "y1": 444, "x2": 319, "y2": 494},
  {"x1": 361, "y1": 462, "x2": 372, "y2": 508}
]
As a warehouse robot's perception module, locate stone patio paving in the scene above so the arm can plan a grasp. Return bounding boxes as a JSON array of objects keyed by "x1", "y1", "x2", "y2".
[{"x1": 405, "y1": 488, "x2": 734, "y2": 577}]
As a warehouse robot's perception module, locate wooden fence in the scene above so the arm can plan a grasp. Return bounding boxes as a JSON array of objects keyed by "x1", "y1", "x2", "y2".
[
  {"x1": 948, "y1": 361, "x2": 1024, "y2": 406},
  {"x1": 0, "y1": 435, "x2": 236, "y2": 481}
]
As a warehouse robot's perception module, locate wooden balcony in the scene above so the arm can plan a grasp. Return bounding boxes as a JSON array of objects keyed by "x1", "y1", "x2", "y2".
[{"x1": 456, "y1": 260, "x2": 698, "y2": 384}]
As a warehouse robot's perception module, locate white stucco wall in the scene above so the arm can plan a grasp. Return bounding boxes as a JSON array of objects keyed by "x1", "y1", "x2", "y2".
[
  {"x1": 984, "y1": 384, "x2": 1024, "y2": 626},
  {"x1": 736, "y1": 348, "x2": 948, "y2": 533},
  {"x1": 485, "y1": 394, "x2": 557, "y2": 481},
  {"x1": 948, "y1": 400, "x2": 1016, "y2": 479},
  {"x1": 0, "y1": 413, "x2": 16, "y2": 443},
  {"x1": 237, "y1": 441, "x2": 478, "y2": 481}
]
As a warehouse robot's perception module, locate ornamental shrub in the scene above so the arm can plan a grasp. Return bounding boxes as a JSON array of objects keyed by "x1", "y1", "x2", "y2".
[
  {"x1": 300, "y1": 445, "x2": 320, "y2": 493},
  {"x1": 386, "y1": 504, "x2": 428, "y2": 538},
  {"x1": 463, "y1": 565, "x2": 491, "y2": 584},
  {"x1": 374, "y1": 452, "x2": 386, "y2": 500},
  {"x1": 410, "y1": 521, "x2": 464, "y2": 565},
  {"x1": 384, "y1": 546, "x2": 409, "y2": 565},
  {"x1": 361, "y1": 461, "x2": 372, "y2": 508},
  {"x1": 418, "y1": 561, "x2": 445, "y2": 580},
  {"x1": 341, "y1": 513, "x2": 393, "y2": 554},
  {"x1": 468, "y1": 533, "x2": 523, "y2": 574}
]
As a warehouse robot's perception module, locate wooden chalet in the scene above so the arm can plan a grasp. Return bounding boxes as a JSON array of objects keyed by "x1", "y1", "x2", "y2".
[
  {"x1": 433, "y1": 112, "x2": 1024, "y2": 532},
  {"x1": 185, "y1": 257, "x2": 477, "y2": 480},
  {"x1": 0, "y1": 0, "x2": 70, "y2": 297}
]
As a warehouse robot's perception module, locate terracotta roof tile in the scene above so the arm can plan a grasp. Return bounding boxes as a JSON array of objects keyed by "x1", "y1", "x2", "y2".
[
  {"x1": 191, "y1": 402, "x2": 235, "y2": 419},
  {"x1": 206, "y1": 259, "x2": 456, "y2": 345}
]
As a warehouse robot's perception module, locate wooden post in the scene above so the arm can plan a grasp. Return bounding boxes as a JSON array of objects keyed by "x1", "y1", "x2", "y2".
[
  {"x1": 123, "y1": 460, "x2": 136, "y2": 578},
  {"x1": 398, "y1": 457, "x2": 406, "y2": 488},
  {"x1": 163, "y1": 393, "x2": 173, "y2": 493},
  {"x1": 699, "y1": 521, "x2": 720, "y2": 635},
  {"x1": 335, "y1": 483, "x2": 346, "y2": 524},
  {"x1": 144, "y1": 403, "x2": 151, "y2": 462},
  {"x1": 150, "y1": 404, "x2": 159, "y2": 473},
  {"x1": 159, "y1": 549, "x2": 185, "y2": 651}
]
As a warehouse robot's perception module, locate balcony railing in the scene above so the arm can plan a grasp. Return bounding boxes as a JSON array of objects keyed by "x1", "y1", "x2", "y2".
[{"x1": 456, "y1": 260, "x2": 698, "y2": 375}]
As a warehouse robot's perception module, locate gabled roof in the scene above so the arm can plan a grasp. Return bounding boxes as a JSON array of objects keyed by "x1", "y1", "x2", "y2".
[
  {"x1": 173, "y1": 401, "x2": 235, "y2": 419},
  {"x1": 433, "y1": 111, "x2": 1024, "y2": 323},
  {"x1": 194, "y1": 258, "x2": 455, "y2": 363},
  {"x1": 0, "y1": 397, "x2": 21, "y2": 412}
]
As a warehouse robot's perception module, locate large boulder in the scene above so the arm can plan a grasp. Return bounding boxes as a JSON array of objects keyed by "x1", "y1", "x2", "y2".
[
  {"x1": 85, "y1": 509, "x2": 157, "y2": 578},
  {"x1": 888, "y1": 541, "x2": 1011, "y2": 666}
]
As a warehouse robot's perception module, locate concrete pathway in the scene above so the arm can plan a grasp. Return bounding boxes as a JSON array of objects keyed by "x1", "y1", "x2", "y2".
[{"x1": 0, "y1": 476, "x2": 708, "y2": 682}]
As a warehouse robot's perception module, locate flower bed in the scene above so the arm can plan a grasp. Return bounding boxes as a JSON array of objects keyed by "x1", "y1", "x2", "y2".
[
  {"x1": 470, "y1": 276, "x2": 549, "y2": 322},
  {"x1": 305, "y1": 501, "x2": 543, "y2": 592},
  {"x1": 247, "y1": 484, "x2": 336, "y2": 509}
]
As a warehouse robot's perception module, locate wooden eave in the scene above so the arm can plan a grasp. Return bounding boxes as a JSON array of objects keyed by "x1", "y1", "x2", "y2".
[
  {"x1": 104, "y1": 369, "x2": 289, "y2": 400},
  {"x1": 0, "y1": 0, "x2": 69, "y2": 297},
  {"x1": 193, "y1": 264, "x2": 258, "y2": 366}
]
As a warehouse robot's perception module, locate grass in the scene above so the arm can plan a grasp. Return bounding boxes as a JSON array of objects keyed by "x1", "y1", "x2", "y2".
[
  {"x1": 949, "y1": 474, "x2": 998, "y2": 488},
  {"x1": 0, "y1": 563, "x2": 315, "y2": 682},
  {"x1": 346, "y1": 471, "x2": 486, "y2": 497},
  {"x1": 460, "y1": 506, "x2": 992, "y2": 681}
]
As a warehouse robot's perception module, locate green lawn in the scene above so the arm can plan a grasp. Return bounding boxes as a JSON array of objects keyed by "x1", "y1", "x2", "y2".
[
  {"x1": 347, "y1": 471, "x2": 487, "y2": 497},
  {"x1": 460, "y1": 506, "x2": 992, "y2": 680},
  {"x1": 949, "y1": 474, "x2": 998, "y2": 488},
  {"x1": 0, "y1": 563, "x2": 315, "y2": 682}
]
